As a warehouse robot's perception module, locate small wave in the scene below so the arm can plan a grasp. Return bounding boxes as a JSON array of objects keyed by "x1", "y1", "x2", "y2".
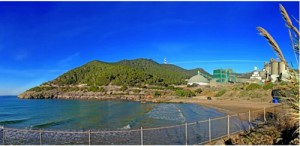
[
  {"x1": 146, "y1": 104, "x2": 185, "y2": 122},
  {"x1": 33, "y1": 118, "x2": 74, "y2": 129},
  {"x1": 5, "y1": 105, "x2": 29, "y2": 110},
  {"x1": 121, "y1": 114, "x2": 146, "y2": 130},
  {"x1": 0, "y1": 119, "x2": 28, "y2": 125},
  {"x1": 174, "y1": 105, "x2": 186, "y2": 122},
  {"x1": 0, "y1": 113, "x2": 15, "y2": 117},
  {"x1": 121, "y1": 124, "x2": 131, "y2": 130}
]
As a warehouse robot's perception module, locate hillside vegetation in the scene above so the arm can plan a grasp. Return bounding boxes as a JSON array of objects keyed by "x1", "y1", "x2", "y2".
[
  {"x1": 41, "y1": 58, "x2": 210, "y2": 87},
  {"x1": 19, "y1": 58, "x2": 213, "y2": 99}
]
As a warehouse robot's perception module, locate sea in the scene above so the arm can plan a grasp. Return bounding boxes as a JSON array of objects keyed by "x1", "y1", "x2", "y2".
[{"x1": 0, "y1": 96, "x2": 225, "y2": 130}]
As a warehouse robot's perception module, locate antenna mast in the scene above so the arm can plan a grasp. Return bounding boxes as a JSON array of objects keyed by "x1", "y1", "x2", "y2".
[{"x1": 164, "y1": 57, "x2": 167, "y2": 64}]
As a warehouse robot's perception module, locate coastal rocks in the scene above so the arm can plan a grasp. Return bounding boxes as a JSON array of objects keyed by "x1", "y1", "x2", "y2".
[
  {"x1": 18, "y1": 90, "x2": 144, "y2": 101},
  {"x1": 18, "y1": 90, "x2": 58, "y2": 99}
]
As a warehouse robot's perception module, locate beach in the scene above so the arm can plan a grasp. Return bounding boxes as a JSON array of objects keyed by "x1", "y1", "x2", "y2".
[{"x1": 169, "y1": 96, "x2": 276, "y2": 115}]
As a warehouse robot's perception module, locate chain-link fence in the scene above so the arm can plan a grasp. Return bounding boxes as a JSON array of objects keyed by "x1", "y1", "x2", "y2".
[{"x1": 0, "y1": 105, "x2": 284, "y2": 145}]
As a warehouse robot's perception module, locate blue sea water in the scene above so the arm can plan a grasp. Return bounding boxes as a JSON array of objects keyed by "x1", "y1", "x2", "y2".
[{"x1": 0, "y1": 96, "x2": 224, "y2": 130}]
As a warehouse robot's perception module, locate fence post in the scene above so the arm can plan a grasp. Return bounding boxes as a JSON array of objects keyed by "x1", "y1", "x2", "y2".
[
  {"x1": 2, "y1": 125, "x2": 4, "y2": 145},
  {"x1": 248, "y1": 110, "x2": 251, "y2": 130},
  {"x1": 185, "y1": 123, "x2": 188, "y2": 145},
  {"x1": 264, "y1": 107, "x2": 266, "y2": 123},
  {"x1": 141, "y1": 127, "x2": 143, "y2": 145},
  {"x1": 39, "y1": 129, "x2": 42, "y2": 145},
  {"x1": 88, "y1": 130, "x2": 91, "y2": 145},
  {"x1": 227, "y1": 115, "x2": 230, "y2": 138},
  {"x1": 208, "y1": 118, "x2": 211, "y2": 143}
]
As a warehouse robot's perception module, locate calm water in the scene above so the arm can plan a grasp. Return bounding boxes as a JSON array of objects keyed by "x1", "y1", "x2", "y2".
[{"x1": 0, "y1": 96, "x2": 224, "y2": 130}]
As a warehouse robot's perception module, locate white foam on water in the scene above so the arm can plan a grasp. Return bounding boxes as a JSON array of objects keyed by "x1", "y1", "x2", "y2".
[
  {"x1": 121, "y1": 124, "x2": 131, "y2": 130},
  {"x1": 175, "y1": 104, "x2": 186, "y2": 122},
  {"x1": 146, "y1": 104, "x2": 186, "y2": 122}
]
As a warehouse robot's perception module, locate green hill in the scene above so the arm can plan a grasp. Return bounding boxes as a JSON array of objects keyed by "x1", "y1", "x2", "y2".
[{"x1": 42, "y1": 58, "x2": 211, "y2": 87}]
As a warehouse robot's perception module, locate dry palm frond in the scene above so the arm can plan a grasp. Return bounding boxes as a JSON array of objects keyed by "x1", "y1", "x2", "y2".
[
  {"x1": 257, "y1": 27, "x2": 289, "y2": 67},
  {"x1": 279, "y1": 4, "x2": 300, "y2": 37}
]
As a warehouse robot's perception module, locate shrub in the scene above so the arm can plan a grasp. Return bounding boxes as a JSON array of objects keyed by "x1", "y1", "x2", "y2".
[
  {"x1": 215, "y1": 89, "x2": 226, "y2": 97},
  {"x1": 28, "y1": 87, "x2": 42, "y2": 92},
  {"x1": 98, "y1": 87, "x2": 105, "y2": 92},
  {"x1": 167, "y1": 85, "x2": 176, "y2": 90},
  {"x1": 153, "y1": 91, "x2": 161, "y2": 97},
  {"x1": 132, "y1": 89, "x2": 140, "y2": 94},
  {"x1": 44, "y1": 87, "x2": 56, "y2": 91},
  {"x1": 175, "y1": 89, "x2": 196, "y2": 97},
  {"x1": 249, "y1": 91, "x2": 262, "y2": 98},
  {"x1": 246, "y1": 83, "x2": 261, "y2": 90},
  {"x1": 141, "y1": 85, "x2": 148, "y2": 89},
  {"x1": 89, "y1": 86, "x2": 97, "y2": 92},
  {"x1": 167, "y1": 86, "x2": 181, "y2": 91},
  {"x1": 120, "y1": 85, "x2": 128, "y2": 91},
  {"x1": 194, "y1": 88, "x2": 203, "y2": 94},
  {"x1": 69, "y1": 87, "x2": 80, "y2": 91},
  {"x1": 263, "y1": 82, "x2": 274, "y2": 90},
  {"x1": 279, "y1": 82, "x2": 288, "y2": 86},
  {"x1": 88, "y1": 86, "x2": 105, "y2": 92},
  {"x1": 149, "y1": 86, "x2": 165, "y2": 90},
  {"x1": 28, "y1": 86, "x2": 58, "y2": 92},
  {"x1": 238, "y1": 90, "x2": 248, "y2": 98}
]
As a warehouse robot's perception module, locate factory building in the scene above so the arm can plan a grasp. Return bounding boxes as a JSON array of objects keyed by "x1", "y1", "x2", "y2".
[
  {"x1": 250, "y1": 66, "x2": 262, "y2": 81},
  {"x1": 212, "y1": 69, "x2": 236, "y2": 83},
  {"x1": 252, "y1": 58, "x2": 290, "y2": 82},
  {"x1": 187, "y1": 71, "x2": 210, "y2": 86}
]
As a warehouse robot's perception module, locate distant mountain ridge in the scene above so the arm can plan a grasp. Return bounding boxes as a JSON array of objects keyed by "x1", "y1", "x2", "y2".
[
  {"x1": 41, "y1": 58, "x2": 211, "y2": 88},
  {"x1": 235, "y1": 72, "x2": 254, "y2": 79}
]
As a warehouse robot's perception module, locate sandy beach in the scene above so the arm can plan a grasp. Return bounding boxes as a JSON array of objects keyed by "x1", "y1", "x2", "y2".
[{"x1": 168, "y1": 96, "x2": 276, "y2": 115}]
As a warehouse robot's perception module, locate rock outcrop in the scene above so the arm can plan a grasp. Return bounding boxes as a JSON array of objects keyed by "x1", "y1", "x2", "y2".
[{"x1": 18, "y1": 89, "x2": 144, "y2": 101}]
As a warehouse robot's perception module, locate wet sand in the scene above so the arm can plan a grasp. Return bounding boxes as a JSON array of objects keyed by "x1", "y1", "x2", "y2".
[{"x1": 168, "y1": 96, "x2": 276, "y2": 115}]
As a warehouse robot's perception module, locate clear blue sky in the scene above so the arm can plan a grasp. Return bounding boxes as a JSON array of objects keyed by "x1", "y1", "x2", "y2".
[{"x1": 0, "y1": 1, "x2": 299, "y2": 95}]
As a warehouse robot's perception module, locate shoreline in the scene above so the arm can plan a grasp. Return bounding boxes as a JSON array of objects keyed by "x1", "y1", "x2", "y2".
[
  {"x1": 167, "y1": 96, "x2": 276, "y2": 115},
  {"x1": 19, "y1": 93, "x2": 276, "y2": 115}
]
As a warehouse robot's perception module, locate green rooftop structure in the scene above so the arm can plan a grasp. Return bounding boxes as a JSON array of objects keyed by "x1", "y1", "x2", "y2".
[{"x1": 213, "y1": 69, "x2": 236, "y2": 83}]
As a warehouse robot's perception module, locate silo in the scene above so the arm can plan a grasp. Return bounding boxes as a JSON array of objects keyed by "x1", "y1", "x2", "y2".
[
  {"x1": 264, "y1": 62, "x2": 271, "y2": 74},
  {"x1": 259, "y1": 71, "x2": 265, "y2": 79},
  {"x1": 271, "y1": 60, "x2": 279, "y2": 75},
  {"x1": 270, "y1": 58, "x2": 275, "y2": 62},
  {"x1": 279, "y1": 61, "x2": 286, "y2": 74}
]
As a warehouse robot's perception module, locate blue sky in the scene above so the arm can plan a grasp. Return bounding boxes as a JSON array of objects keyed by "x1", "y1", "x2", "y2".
[{"x1": 0, "y1": 1, "x2": 299, "y2": 95}]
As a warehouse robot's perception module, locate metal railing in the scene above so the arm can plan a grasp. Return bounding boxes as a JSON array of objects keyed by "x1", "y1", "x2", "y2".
[{"x1": 0, "y1": 104, "x2": 284, "y2": 145}]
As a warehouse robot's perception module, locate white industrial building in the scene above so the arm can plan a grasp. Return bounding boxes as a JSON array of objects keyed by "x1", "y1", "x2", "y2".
[{"x1": 251, "y1": 58, "x2": 290, "y2": 82}]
